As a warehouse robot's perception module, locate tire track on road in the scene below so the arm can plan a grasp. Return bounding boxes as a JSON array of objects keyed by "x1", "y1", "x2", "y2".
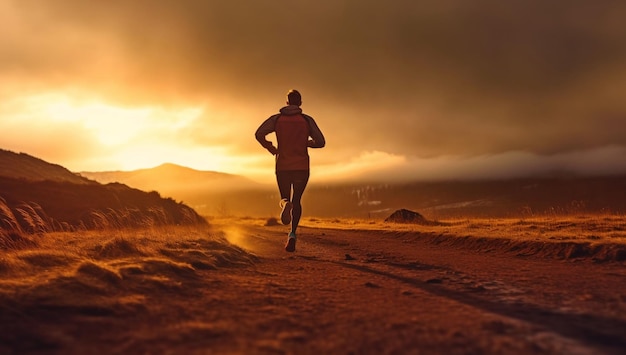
[{"x1": 293, "y1": 228, "x2": 626, "y2": 354}]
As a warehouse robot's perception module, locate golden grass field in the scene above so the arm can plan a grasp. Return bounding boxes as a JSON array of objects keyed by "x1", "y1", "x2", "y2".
[{"x1": 1, "y1": 214, "x2": 625, "y2": 353}]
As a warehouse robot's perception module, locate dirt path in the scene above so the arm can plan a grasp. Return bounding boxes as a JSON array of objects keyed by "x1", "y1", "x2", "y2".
[
  {"x1": 199, "y1": 222, "x2": 626, "y2": 354},
  {"x1": 2, "y1": 221, "x2": 625, "y2": 354}
]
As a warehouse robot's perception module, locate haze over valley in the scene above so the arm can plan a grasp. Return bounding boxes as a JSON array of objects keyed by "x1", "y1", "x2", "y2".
[{"x1": 80, "y1": 159, "x2": 626, "y2": 219}]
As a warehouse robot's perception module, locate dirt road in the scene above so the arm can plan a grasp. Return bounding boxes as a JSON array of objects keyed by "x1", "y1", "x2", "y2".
[
  {"x1": 204, "y1": 222, "x2": 626, "y2": 354},
  {"x1": 1, "y1": 220, "x2": 625, "y2": 354}
]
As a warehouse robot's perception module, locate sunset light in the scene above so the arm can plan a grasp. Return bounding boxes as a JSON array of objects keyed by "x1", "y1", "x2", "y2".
[
  {"x1": 1, "y1": 0, "x2": 625, "y2": 182},
  {"x1": 0, "y1": 92, "x2": 239, "y2": 171},
  {"x1": 2, "y1": 2, "x2": 626, "y2": 353},
  {"x1": 39, "y1": 94, "x2": 201, "y2": 146}
]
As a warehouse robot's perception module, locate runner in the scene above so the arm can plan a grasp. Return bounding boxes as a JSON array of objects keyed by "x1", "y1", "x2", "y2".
[{"x1": 255, "y1": 90, "x2": 326, "y2": 252}]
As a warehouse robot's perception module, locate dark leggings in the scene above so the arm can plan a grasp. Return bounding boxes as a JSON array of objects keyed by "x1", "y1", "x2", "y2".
[{"x1": 276, "y1": 170, "x2": 310, "y2": 233}]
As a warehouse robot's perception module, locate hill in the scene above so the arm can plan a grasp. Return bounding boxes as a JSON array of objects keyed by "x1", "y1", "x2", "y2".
[
  {"x1": 0, "y1": 149, "x2": 205, "y2": 233},
  {"x1": 80, "y1": 163, "x2": 271, "y2": 217},
  {"x1": 80, "y1": 163, "x2": 259, "y2": 193},
  {"x1": 0, "y1": 149, "x2": 92, "y2": 184}
]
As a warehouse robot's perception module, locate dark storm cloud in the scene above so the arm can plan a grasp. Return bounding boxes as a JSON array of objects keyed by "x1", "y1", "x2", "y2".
[{"x1": 3, "y1": 0, "x2": 626, "y2": 159}]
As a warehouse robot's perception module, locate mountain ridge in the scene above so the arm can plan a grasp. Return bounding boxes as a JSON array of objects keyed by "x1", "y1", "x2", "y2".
[
  {"x1": 0, "y1": 149, "x2": 92, "y2": 184},
  {"x1": 80, "y1": 162, "x2": 245, "y2": 182},
  {"x1": 0, "y1": 149, "x2": 205, "y2": 231},
  {"x1": 80, "y1": 162, "x2": 262, "y2": 194}
]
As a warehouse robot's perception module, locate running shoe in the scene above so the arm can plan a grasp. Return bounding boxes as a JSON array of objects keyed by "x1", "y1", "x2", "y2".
[
  {"x1": 285, "y1": 232, "x2": 296, "y2": 252},
  {"x1": 279, "y1": 199, "x2": 292, "y2": 225}
]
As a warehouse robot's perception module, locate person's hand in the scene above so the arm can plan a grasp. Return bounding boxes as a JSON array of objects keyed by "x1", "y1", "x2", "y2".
[{"x1": 268, "y1": 146, "x2": 278, "y2": 155}]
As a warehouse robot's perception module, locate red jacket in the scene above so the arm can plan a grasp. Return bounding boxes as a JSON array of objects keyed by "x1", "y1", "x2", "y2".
[{"x1": 255, "y1": 105, "x2": 325, "y2": 171}]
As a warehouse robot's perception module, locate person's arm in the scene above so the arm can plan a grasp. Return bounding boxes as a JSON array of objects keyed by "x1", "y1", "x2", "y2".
[
  {"x1": 255, "y1": 115, "x2": 279, "y2": 155},
  {"x1": 305, "y1": 115, "x2": 326, "y2": 148}
]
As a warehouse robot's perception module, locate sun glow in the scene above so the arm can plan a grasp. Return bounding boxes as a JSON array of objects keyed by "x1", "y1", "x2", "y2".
[
  {"x1": 0, "y1": 92, "x2": 238, "y2": 172},
  {"x1": 38, "y1": 95, "x2": 202, "y2": 146}
]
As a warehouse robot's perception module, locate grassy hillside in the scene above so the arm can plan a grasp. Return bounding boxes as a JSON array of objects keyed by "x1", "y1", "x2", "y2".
[
  {"x1": 80, "y1": 163, "x2": 273, "y2": 217},
  {"x1": 0, "y1": 149, "x2": 206, "y2": 238},
  {"x1": 0, "y1": 177, "x2": 205, "y2": 233},
  {"x1": 0, "y1": 149, "x2": 91, "y2": 184}
]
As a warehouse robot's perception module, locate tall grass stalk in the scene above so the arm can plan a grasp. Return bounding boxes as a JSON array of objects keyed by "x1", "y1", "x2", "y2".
[{"x1": 0, "y1": 197, "x2": 23, "y2": 234}]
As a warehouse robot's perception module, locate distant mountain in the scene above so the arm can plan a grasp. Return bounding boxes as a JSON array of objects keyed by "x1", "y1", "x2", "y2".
[
  {"x1": 0, "y1": 149, "x2": 92, "y2": 184},
  {"x1": 80, "y1": 163, "x2": 265, "y2": 199},
  {"x1": 79, "y1": 163, "x2": 270, "y2": 217},
  {"x1": 0, "y1": 149, "x2": 205, "y2": 232},
  {"x1": 80, "y1": 163, "x2": 257, "y2": 193}
]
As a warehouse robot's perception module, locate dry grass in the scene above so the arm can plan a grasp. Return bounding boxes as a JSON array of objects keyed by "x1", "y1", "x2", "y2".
[
  {"x1": 1, "y1": 214, "x2": 624, "y2": 353},
  {"x1": 0, "y1": 223, "x2": 256, "y2": 284},
  {"x1": 1, "y1": 197, "x2": 206, "y2": 253},
  {"x1": 297, "y1": 214, "x2": 626, "y2": 245},
  {"x1": 206, "y1": 213, "x2": 626, "y2": 246},
  {"x1": 0, "y1": 222, "x2": 257, "y2": 354},
  {"x1": 3, "y1": 212, "x2": 624, "y2": 283},
  {"x1": 201, "y1": 213, "x2": 620, "y2": 262},
  {"x1": 0, "y1": 197, "x2": 64, "y2": 250}
]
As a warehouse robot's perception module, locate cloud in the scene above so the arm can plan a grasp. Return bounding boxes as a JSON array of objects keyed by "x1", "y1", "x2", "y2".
[
  {"x1": 314, "y1": 151, "x2": 407, "y2": 182},
  {"x1": 1, "y1": 0, "x2": 626, "y2": 179},
  {"x1": 0, "y1": 118, "x2": 102, "y2": 170},
  {"x1": 334, "y1": 146, "x2": 626, "y2": 183}
]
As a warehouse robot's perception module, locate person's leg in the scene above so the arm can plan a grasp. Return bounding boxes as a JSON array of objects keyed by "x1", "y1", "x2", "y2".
[
  {"x1": 277, "y1": 171, "x2": 308, "y2": 252},
  {"x1": 290, "y1": 171, "x2": 310, "y2": 234},
  {"x1": 276, "y1": 171, "x2": 293, "y2": 225},
  {"x1": 276, "y1": 171, "x2": 292, "y2": 201}
]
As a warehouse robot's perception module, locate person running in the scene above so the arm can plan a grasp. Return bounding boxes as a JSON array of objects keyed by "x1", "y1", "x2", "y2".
[{"x1": 255, "y1": 89, "x2": 326, "y2": 252}]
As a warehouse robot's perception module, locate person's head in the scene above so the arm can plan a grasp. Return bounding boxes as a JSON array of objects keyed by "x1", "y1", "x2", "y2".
[{"x1": 286, "y1": 89, "x2": 302, "y2": 106}]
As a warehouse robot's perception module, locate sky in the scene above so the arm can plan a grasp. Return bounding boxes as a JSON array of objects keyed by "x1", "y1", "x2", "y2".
[{"x1": 1, "y1": 0, "x2": 625, "y2": 184}]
